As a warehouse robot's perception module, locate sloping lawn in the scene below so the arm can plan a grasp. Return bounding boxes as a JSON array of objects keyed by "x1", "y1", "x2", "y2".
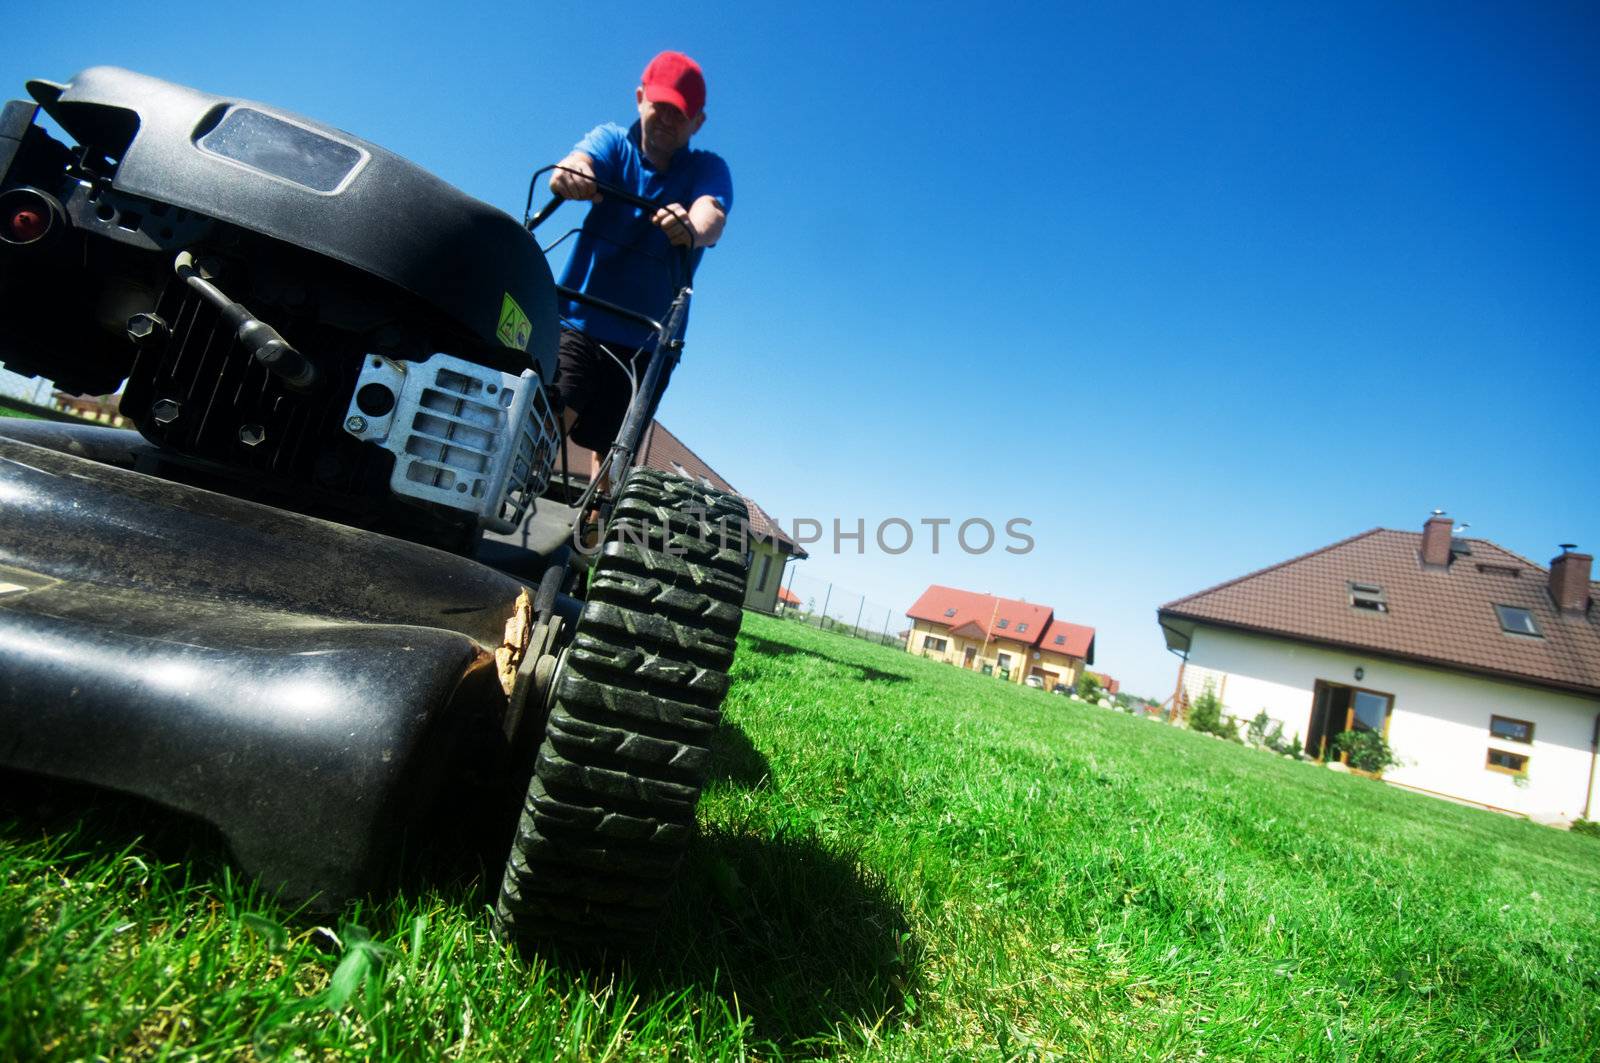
[
  {"x1": 0, "y1": 401, "x2": 48, "y2": 420},
  {"x1": 2, "y1": 610, "x2": 1596, "y2": 1058}
]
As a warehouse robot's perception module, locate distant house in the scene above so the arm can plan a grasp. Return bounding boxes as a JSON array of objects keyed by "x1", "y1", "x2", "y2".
[
  {"x1": 50, "y1": 391, "x2": 130, "y2": 427},
  {"x1": 1158, "y1": 514, "x2": 1600, "y2": 822},
  {"x1": 905, "y1": 585, "x2": 1095, "y2": 688},
  {"x1": 1086, "y1": 672, "x2": 1121, "y2": 696},
  {"x1": 775, "y1": 585, "x2": 801, "y2": 613},
  {"x1": 565, "y1": 420, "x2": 806, "y2": 613}
]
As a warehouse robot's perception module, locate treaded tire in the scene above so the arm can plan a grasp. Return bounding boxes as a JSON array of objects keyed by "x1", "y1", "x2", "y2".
[{"x1": 495, "y1": 469, "x2": 749, "y2": 944}]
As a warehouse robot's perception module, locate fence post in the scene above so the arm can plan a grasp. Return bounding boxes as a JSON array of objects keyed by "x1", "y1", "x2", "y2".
[
  {"x1": 820, "y1": 583, "x2": 832, "y2": 631},
  {"x1": 881, "y1": 608, "x2": 892, "y2": 646},
  {"x1": 853, "y1": 597, "x2": 865, "y2": 638}
]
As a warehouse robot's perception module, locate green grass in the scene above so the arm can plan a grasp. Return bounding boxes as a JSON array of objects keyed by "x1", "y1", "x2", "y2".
[
  {"x1": 3, "y1": 611, "x2": 1597, "y2": 1059},
  {"x1": 0, "y1": 400, "x2": 47, "y2": 420}
]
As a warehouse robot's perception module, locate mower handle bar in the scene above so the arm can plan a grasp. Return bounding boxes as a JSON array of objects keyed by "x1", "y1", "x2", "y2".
[{"x1": 525, "y1": 164, "x2": 687, "y2": 238}]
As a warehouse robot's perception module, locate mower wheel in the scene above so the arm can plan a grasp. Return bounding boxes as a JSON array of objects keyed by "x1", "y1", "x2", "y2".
[{"x1": 495, "y1": 469, "x2": 749, "y2": 943}]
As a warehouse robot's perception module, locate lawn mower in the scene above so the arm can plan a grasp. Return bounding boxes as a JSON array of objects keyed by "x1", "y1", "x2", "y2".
[{"x1": 0, "y1": 66, "x2": 749, "y2": 943}]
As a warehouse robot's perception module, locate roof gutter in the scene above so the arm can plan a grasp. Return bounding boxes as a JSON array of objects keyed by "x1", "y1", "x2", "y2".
[{"x1": 1160, "y1": 610, "x2": 1600, "y2": 701}]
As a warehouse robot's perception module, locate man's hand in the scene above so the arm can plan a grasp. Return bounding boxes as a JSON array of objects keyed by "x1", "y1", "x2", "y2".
[
  {"x1": 651, "y1": 197, "x2": 726, "y2": 249},
  {"x1": 652, "y1": 203, "x2": 696, "y2": 248},
  {"x1": 549, "y1": 153, "x2": 602, "y2": 202}
]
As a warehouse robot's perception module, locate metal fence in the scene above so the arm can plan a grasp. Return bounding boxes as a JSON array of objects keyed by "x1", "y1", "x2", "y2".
[{"x1": 766, "y1": 568, "x2": 906, "y2": 649}]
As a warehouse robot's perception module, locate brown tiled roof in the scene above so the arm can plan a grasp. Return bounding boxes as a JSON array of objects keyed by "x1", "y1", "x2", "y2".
[
  {"x1": 1159, "y1": 529, "x2": 1600, "y2": 695},
  {"x1": 564, "y1": 420, "x2": 805, "y2": 556}
]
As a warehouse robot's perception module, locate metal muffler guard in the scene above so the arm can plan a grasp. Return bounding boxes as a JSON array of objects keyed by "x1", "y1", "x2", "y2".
[{"x1": 344, "y1": 352, "x2": 559, "y2": 533}]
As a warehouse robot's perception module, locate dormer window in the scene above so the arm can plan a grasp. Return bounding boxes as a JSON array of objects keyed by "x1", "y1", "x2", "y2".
[
  {"x1": 943, "y1": 608, "x2": 957, "y2": 618},
  {"x1": 1349, "y1": 582, "x2": 1388, "y2": 613},
  {"x1": 1054, "y1": 634, "x2": 1066, "y2": 646},
  {"x1": 996, "y1": 619, "x2": 1009, "y2": 629},
  {"x1": 1495, "y1": 604, "x2": 1541, "y2": 637},
  {"x1": 1015, "y1": 623, "x2": 1028, "y2": 634}
]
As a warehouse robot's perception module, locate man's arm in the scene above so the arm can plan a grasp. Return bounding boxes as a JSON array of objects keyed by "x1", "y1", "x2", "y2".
[
  {"x1": 651, "y1": 195, "x2": 727, "y2": 249},
  {"x1": 549, "y1": 151, "x2": 601, "y2": 201}
]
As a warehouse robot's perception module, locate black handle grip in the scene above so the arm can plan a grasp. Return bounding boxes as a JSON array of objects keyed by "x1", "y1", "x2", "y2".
[
  {"x1": 527, "y1": 195, "x2": 565, "y2": 232},
  {"x1": 526, "y1": 164, "x2": 670, "y2": 230},
  {"x1": 523, "y1": 163, "x2": 697, "y2": 282}
]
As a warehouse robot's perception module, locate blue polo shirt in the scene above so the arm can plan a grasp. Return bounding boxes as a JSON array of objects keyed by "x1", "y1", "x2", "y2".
[{"x1": 557, "y1": 122, "x2": 733, "y2": 348}]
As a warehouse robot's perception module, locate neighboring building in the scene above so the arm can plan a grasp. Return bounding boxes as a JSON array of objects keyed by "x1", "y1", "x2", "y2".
[
  {"x1": 0, "y1": 367, "x2": 128, "y2": 426},
  {"x1": 0, "y1": 366, "x2": 52, "y2": 405},
  {"x1": 565, "y1": 420, "x2": 806, "y2": 613},
  {"x1": 50, "y1": 391, "x2": 130, "y2": 427},
  {"x1": 1086, "y1": 671, "x2": 1121, "y2": 696},
  {"x1": 1158, "y1": 514, "x2": 1600, "y2": 821},
  {"x1": 905, "y1": 585, "x2": 1095, "y2": 688}
]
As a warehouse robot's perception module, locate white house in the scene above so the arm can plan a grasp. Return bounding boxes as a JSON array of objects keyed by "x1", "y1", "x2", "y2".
[{"x1": 1158, "y1": 514, "x2": 1600, "y2": 822}]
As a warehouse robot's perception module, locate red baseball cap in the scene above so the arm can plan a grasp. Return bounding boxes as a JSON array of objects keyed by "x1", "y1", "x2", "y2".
[{"x1": 640, "y1": 51, "x2": 706, "y2": 119}]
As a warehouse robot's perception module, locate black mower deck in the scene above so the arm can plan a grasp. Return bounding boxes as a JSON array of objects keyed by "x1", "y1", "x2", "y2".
[{"x1": 0, "y1": 419, "x2": 536, "y2": 902}]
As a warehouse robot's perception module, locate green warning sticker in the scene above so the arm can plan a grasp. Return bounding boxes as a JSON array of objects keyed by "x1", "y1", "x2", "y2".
[{"x1": 496, "y1": 292, "x2": 533, "y2": 351}]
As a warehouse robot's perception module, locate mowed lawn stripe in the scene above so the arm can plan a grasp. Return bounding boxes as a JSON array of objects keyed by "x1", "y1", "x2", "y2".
[{"x1": 702, "y1": 613, "x2": 1600, "y2": 1059}]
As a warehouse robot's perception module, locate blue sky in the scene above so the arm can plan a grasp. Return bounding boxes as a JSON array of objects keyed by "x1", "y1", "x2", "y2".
[{"x1": 7, "y1": 1, "x2": 1596, "y2": 698}]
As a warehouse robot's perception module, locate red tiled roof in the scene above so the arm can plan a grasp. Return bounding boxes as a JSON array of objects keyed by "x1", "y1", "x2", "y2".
[
  {"x1": 1041, "y1": 619, "x2": 1095, "y2": 661},
  {"x1": 776, "y1": 586, "x2": 800, "y2": 606},
  {"x1": 907, "y1": 585, "x2": 1095, "y2": 660},
  {"x1": 1159, "y1": 529, "x2": 1600, "y2": 695},
  {"x1": 1088, "y1": 671, "x2": 1121, "y2": 695},
  {"x1": 564, "y1": 420, "x2": 805, "y2": 556}
]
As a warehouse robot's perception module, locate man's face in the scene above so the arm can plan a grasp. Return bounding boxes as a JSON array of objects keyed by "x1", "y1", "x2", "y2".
[{"x1": 636, "y1": 88, "x2": 706, "y2": 160}]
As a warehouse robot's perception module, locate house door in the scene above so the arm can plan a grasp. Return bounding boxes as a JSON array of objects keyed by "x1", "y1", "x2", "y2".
[
  {"x1": 1308, "y1": 680, "x2": 1393, "y2": 760},
  {"x1": 962, "y1": 646, "x2": 976, "y2": 669}
]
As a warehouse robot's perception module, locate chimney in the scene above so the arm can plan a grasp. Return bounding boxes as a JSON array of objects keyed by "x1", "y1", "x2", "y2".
[
  {"x1": 1420, "y1": 512, "x2": 1453, "y2": 570},
  {"x1": 1549, "y1": 545, "x2": 1593, "y2": 616}
]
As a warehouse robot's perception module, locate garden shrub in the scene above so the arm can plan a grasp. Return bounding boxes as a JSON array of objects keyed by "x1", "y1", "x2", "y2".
[
  {"x1": 1331, "y1": 729, "x2": 1399, "y2": 774},
  {"x1": 1188, "y1": 683, "x2": 1239, "y2": 742}
]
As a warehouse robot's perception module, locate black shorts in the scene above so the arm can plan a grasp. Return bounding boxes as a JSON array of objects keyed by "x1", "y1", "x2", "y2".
[{"x1": 553, "y1": 327, "x2": 675, "y2": 451}]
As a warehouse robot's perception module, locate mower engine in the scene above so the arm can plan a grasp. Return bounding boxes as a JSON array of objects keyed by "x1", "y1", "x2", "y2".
[{"x1": 0, "y1": 67, "x2": 562, "y2": 542}]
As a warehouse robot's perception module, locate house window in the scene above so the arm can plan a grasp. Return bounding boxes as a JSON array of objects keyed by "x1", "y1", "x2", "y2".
[
  {"x1": 1486, "y1": 749, "x2": 1529, "y2": 775},
  {"x1": 996, "y1": 652, "x2": 1013, "y2": 669},
  {"x1": 944, "y1": 607, "x2": 957, "y2": 618},
  {"x1": 1053, "y1": 635, "x2": 1066, "y2": 646},
  {"x1": 755, "y1": 553, "x2": 771, "y2": 593},
  {"x1": 1015, "y1": 623, "x2": 1028, "y2": 634},
  {"x1": 1494, "y1": 605, "x2": 1541, "y2": 637},
  {"x1": 670, "y1": 461, "x2": 691, "y2": 479},
  {"x1": 923, "y1": 635, "x2": 948, "y2": 653},
  {"x1": 1348, "y1": 581, "x2": 1388, "y2": 613},
  {"x1": 997, "y1": 619, "x2": 1009, "y2": 629},
  {"x1": 1489, "y1": 715, "x2": 1533, "y2": 744}
]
